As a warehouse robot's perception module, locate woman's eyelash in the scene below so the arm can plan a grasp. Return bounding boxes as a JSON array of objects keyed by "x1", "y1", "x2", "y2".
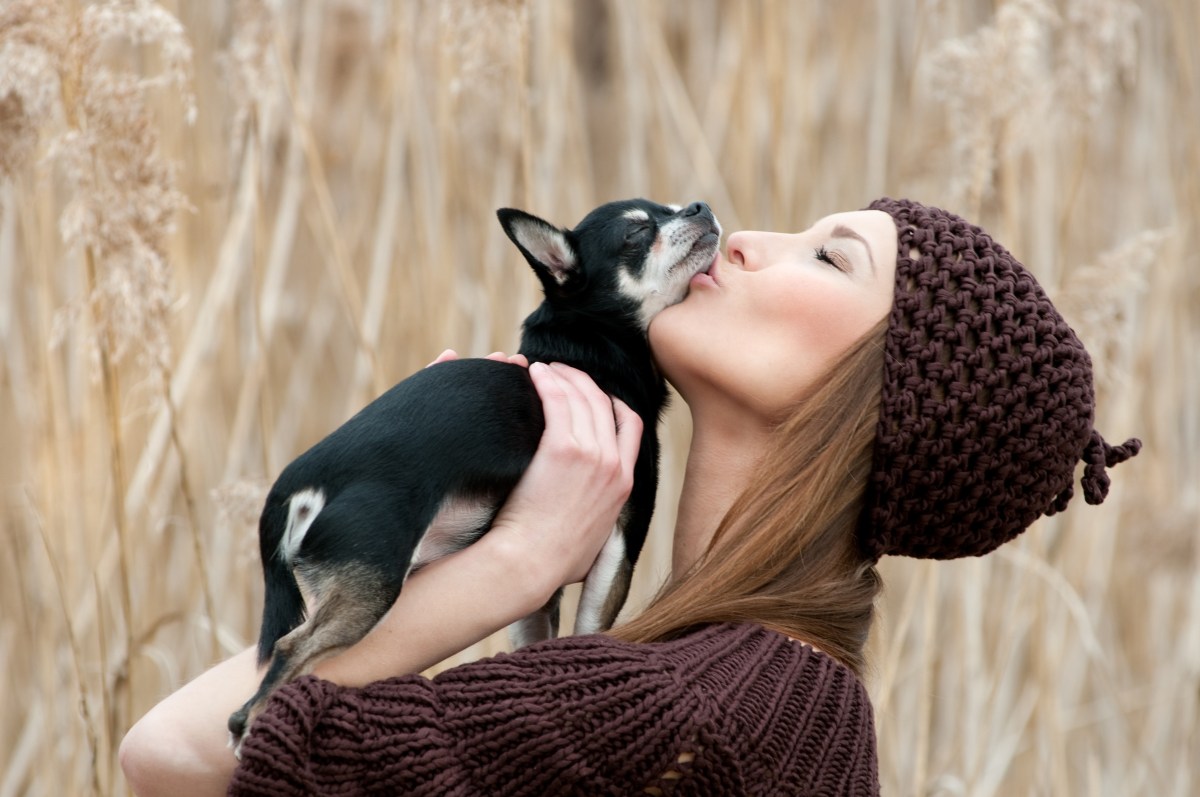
[{"x1": 815, "y1": 246, "x2": 842, "y2": 271}]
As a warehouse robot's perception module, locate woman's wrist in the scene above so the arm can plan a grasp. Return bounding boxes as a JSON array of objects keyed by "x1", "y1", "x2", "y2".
[{"x1": 480, "y1": 523, "x2": 566, "y2": 610}]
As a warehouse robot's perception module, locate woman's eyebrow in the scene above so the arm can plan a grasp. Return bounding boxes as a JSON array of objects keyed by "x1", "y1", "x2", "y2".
[{"x1": 830, "y1": 224, "x2": 876, "y2": 275}]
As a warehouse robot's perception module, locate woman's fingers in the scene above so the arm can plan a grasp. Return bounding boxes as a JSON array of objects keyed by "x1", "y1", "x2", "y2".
[
  {"x1": 532, "y1": 363, "x2": 630, "y2": 478},
  {"x1": 429, "y1": 350, "x2": 529, "y2": 368},
  {"x1": 426, "y1": 348, "x2": 458, "y2": 367},
  {"x1": 528, "y1": 362, "x2": 571, "y2": 436},
  {"x1": 510, "y1": 362, "x2": 642, "y2": 586},
  {"x1": 531, "y1": 364, "x2": 595, "y2": 481},
  {"x1": 487, "y1": 351, "x2": 530, "y2": 367},
  {"x1": 550, "y1": 364, "x2": 620, "y2": 475},
  {"x1": 547, "y1": 365, "x2": 601, "y2": 458}
]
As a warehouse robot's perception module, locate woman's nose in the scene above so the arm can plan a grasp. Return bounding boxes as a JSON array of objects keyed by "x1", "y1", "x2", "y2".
[{"x1": 725, "y1": 230, "x2": 764, "y2": 270}]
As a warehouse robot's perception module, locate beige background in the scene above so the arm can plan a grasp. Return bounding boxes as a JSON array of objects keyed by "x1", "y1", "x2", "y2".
[{"x1": 1, "y1": 1, "x2": 1196, "y2": 794}]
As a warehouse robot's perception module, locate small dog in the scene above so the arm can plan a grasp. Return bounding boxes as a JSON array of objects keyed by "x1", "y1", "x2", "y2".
[{"x1": 228, "y1": 198, "x2": 721, "y2": 751}]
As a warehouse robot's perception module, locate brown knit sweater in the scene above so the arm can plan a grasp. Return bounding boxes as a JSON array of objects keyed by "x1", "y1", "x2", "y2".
[{"x1": 228, "y1": 623, "x2": 879, "y2": 796}]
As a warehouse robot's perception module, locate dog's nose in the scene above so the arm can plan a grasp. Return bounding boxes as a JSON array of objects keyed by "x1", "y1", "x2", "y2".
[{"x1": 681, "y1": 201, "x2": 710, "y2": 218}]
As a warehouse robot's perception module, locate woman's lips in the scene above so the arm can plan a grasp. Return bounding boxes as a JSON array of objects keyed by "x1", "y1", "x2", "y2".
[{"x1": 690, "y1": 252, "x2": 720, "y2": 287}]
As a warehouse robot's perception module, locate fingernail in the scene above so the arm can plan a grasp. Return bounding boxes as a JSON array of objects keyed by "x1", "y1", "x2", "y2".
[{"x1": 530, "y1": 361, "x2": 546, "y2": 374}]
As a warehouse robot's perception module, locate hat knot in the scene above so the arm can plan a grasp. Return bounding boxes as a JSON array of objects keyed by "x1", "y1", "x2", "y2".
[{"x1": 1080, "y1": 430, "x2": 1142, "y2": 505}]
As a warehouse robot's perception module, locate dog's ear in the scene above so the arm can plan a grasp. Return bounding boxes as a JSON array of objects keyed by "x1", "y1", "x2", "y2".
[{"x1": 497, "y1": 209, "x2": 580, "y2": 289}]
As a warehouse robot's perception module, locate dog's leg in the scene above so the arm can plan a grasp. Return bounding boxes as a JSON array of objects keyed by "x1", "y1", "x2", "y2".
[
  {"x1": 507, "y1": 587, "x2": 562, "y2": 649},
  {"x1": 573, "y1": 525, "x2": 631, "y2": 635},
  {"x1": 228, "y1": 563, "x2": 398, "y2": 756}
]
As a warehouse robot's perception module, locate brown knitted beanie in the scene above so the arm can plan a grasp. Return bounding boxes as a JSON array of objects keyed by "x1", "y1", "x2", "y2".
[{"x1": 858, "y1": 198, "x2": 1141, "y2": 561}]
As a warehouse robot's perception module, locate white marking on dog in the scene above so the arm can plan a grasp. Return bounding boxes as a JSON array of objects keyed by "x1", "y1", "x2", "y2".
[
  {"x1": 410, "y1": 494, "x2": 495, "y2": 571},
  {"x1": 574, "y1": 525, "x2": 627, "y2": 635},
  {"x1": 281, "y1": 488, "x2": 325, "y2": 564},
  {"x1": 623, "y1": 208, "x2": 650, "y2": 223},
  {"x1": 667, "y1": 203, "x2": 683, "y2": 212},
  {"x1": 616, "y1": 214, "x2": 722, "y2": 328},
  {"x1": 509, "y1": 611, "x2": 555, "y2": 650}
]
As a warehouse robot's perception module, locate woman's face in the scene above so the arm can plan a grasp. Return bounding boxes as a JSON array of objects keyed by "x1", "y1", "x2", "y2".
[{"x1": 649, "y1": 209, "x2": 897, "y2": 420}]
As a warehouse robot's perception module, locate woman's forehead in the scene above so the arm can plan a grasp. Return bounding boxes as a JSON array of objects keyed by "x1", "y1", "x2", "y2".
[{"x1": 808, "y1": 209, "x2": 893, "y2": 236}]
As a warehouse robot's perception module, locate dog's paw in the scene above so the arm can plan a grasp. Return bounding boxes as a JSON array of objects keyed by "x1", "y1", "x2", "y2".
[{"x1": 227, "y1": 709, "x2": 250, "y2": 759}]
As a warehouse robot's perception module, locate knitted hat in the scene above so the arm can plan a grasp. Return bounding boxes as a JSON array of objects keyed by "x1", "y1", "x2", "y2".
[{"x1": 858, "y1": 198, "x2": 1141, "y2": 561}]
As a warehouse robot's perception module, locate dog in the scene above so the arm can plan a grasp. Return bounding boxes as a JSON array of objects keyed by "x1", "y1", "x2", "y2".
[{"x1": 227, "y1": 198, "x2": 722, "y2": 751}]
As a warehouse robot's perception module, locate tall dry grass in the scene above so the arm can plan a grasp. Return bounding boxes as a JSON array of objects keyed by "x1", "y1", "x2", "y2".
[{"x1": 0, "y1": 0, "x2": 1195, "y2": 794}]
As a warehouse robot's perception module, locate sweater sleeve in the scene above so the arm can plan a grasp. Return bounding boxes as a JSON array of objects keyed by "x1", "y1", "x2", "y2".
[{"x1": 228, "y1": 634, "x2": 727, "y2": 797}]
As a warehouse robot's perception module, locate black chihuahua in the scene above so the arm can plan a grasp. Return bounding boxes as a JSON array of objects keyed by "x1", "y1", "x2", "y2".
[{"x1": 228, "y1": 199, "x2": 722, "y2": 751}]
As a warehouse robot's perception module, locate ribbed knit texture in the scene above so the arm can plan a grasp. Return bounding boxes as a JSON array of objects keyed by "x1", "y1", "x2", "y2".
[
  {"x1": 858, "y1": 198, "x2": 1142, "y2": 560},
  {"x1": 228, "y1": 623, "x2": 879, "y2": 796}
]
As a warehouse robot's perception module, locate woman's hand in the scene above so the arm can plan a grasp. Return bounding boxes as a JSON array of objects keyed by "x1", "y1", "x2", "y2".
[
  {"x1": 491, "y1": 361, "x2": 642, "y2": 591},
  {"x1": 428, "y1": 348, "x2": 642, "y2": 593}
]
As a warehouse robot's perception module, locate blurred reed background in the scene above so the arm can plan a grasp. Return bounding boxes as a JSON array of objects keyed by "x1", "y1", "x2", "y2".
[{"x1": 1, "y1": 0, "x2": 1195, "y2": 794}]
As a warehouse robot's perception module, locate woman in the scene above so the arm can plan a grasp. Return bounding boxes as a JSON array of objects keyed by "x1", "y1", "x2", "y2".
[{"x1": 120, "y1": 198, "x2": 1139, "y2": 796}]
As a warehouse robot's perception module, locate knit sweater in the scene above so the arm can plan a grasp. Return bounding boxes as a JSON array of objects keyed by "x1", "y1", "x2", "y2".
[{"x1": 228, "y1": 623, "x2": 879, "y2": 796}]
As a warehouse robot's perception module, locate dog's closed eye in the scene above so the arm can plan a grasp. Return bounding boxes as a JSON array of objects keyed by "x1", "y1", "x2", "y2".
[{"x1": 625, "y1": 224, "x2": 652, "y2": 242}]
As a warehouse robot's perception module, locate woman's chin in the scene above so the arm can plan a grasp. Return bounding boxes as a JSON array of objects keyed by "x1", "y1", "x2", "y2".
[{"x1": 648, "y1": 303, "x2": 688, "y2": 368}]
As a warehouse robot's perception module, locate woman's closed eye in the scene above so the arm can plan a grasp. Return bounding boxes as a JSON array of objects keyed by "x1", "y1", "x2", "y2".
[{"x1": 814, "y1": 246, "x2": 847, "y2": 272}]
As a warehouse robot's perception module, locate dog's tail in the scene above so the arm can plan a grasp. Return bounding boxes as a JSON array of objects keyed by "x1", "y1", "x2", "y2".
[{"x1": 255, "y1": 494, "x2": 310, "y2": 666}]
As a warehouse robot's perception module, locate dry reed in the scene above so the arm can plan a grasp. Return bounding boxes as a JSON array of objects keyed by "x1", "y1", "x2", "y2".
[{"x1": 1, "y1": 1, "x2": 1195, "y2": 794}]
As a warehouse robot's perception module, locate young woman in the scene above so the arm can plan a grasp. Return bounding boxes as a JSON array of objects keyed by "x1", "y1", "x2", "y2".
[{"x1": 120, "y1": 198, "x2": 1139, "y2": 796}]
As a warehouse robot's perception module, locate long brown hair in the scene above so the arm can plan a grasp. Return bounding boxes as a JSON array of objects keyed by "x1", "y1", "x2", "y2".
[{"x1": 611, "y1": 318, "x2": 888, "y2": 676}]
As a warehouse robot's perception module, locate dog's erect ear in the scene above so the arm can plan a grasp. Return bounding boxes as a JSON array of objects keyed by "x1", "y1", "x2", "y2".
[{"x1": 497, "y1": 209, "x2": 580, "y2": 288}]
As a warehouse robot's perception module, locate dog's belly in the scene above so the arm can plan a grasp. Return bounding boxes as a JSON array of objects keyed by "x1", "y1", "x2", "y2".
[{"x1": 409, "y1": 494, "x2": 498, "y2": 572}]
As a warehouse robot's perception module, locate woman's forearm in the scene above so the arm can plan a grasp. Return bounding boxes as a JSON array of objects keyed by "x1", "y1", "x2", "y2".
[
  {"x1": 121, "y1": 534, "x2": 552, "y2": 797},
  {"x1": 311, "y1": 529, "x2": 554, "y2": 686}
]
